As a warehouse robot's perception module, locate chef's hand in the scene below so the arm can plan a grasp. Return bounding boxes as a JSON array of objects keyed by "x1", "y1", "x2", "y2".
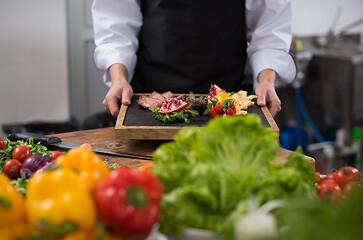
[
  {"x1": 255, "y1": 69, "x2": 281, "y2": 117},
  {"x1": 103, "y1": 64, "x2": 133, "y2": 117}
]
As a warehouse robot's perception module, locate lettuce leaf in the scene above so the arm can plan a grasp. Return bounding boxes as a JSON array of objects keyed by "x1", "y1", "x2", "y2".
[{"x1": 152, "y1": 114, "x2": 316, "y2": 239}]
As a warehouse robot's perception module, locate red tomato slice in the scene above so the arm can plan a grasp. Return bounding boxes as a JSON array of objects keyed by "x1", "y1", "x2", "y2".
[
  {"x1": 210, "y1": 105, "x2": 217, "y2": 118},
  {"x1": 214, "y1": 102, "x2": 225, "y2": 115},
  {"x1": 226, "y1": 107, "x2": 235, "y2": 116},
  {"x1": 230, "y1": 103, "x2": 236, "y2": 113}
]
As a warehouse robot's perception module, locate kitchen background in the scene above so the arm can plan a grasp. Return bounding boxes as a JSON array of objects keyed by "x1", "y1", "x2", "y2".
[{"x1": 1, "y1": 0, "x2": 363, "y2": 170}]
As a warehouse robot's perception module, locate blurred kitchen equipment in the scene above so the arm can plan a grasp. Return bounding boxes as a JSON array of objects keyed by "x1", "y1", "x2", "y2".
[{"x1": 307, "y1": 142, "x2": 356, "y2": 174}]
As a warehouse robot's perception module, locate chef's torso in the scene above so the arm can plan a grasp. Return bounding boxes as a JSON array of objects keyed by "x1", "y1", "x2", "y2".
[{"x1": 131, "y1": 0, "x2": 251, "y2": 93}]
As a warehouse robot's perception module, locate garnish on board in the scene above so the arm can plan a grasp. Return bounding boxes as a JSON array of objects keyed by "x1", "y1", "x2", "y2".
[
  {"x1": 137, "y1": 84, "x2": 256, "y2": 123},
  {"x1": 151, "y1": 107, "x2": 199, "y2": 123},
  {"x1": 207, "y1": 84, "x2": 257, "y2": 118}
]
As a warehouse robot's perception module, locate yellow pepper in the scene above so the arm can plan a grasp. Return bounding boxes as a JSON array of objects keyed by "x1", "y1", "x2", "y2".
[
  {"x1": 56, "y1": 148, "x2": 110, "y2": 192},
  {"x1": 215, "y1": 91, "x2": 233, "y2": 106},
  {"x1": 0, "y1": 173, "x2": 30, "y2": 240},
  {"x1": 26, "y1": 168, "x2": 97, "y2": 237}
]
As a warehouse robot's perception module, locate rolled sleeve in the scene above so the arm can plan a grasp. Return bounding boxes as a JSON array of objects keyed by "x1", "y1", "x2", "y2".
[
  {"x1": 94, "y1": 43, "x2": 138, "y2": 86},
  {"x1": 246, "y1": 0, "x2": 296, "y2": 85},
  {"x1": 249, "y1": 48, "x2": 296, "y2": 85},
  {"x1": 92, "y1": 0, "x2": 142, "y2": 86}
]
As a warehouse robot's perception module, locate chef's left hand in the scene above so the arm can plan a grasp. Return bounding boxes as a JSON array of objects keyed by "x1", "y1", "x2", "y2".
[{"x1": 255, "y1": 69, "x2": 281, "y2": 117}]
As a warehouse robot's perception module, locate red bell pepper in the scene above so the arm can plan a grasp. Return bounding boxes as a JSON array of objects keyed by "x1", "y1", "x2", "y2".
[{"x1": 94, "y1": 167, "x2": 163, "y2": 236}]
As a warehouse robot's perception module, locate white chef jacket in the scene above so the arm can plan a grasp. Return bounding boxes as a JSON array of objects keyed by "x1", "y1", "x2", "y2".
[{"x1": 92, "y1": 0, "x2": 296, "y2": 87}]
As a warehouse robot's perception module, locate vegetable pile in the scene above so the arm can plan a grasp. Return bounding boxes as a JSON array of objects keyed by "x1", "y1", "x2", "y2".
[
  {"x1": 0, "y1": 138, "x2": 61, "y2": 181},
  {"x1": 0, "y1": 144, "x2": 163, "y2": 240},
  {"x1": 2, "y1": 112, "x2": 361, "y2": 240},
  {"x1": 314, "y1": 166, "x2": 362, "y2": 201},
  {"x1": 151, "y1": 114, "x2": 317, "y2": 239}
]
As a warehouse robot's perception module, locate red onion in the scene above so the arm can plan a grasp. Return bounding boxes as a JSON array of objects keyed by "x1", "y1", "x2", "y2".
[{"x1": 20, "y1": 155, "x2": 50, "y2": 178}]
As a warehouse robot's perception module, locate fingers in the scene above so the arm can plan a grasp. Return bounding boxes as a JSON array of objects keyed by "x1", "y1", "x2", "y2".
[
  {"x1": 267, "y1": 98, "x2": 281, "y2": 117},
  {"x1": 255, "y1": 83, "x2": 281, "y2": 117},
  {"x1": 103, "y1": 92, "x2": 120, "y2": 117},
  {"x1": 256, "y1": 89, "x2": 266, "y2": 107},
  {"x1": 121, "y1": 87, "x2": 133, "y2": 106},
  {"x1": 103, "y1": 82, "x2": 133, "y2": 117}
]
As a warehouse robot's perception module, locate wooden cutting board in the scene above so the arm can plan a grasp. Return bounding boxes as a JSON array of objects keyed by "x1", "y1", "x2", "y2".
[
  {"x1": 115, "y1": 94, "x2": 279, "y2": 140},
  {"x1": 51, "y1": 127, "x2": 315, "y2": 169}
]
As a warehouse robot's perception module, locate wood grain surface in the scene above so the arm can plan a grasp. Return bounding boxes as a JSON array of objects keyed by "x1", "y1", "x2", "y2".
[{"x1": 51, "y1": 127, "x2": 315, "y2": 169}]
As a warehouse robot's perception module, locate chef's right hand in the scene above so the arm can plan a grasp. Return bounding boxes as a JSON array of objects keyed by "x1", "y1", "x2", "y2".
[{"x1": 103, "y1": 64, "x2": 133, "y2": 117}]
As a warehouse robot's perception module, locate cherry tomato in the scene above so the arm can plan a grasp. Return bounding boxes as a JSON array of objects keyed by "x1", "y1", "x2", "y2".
[
  {"x1": 314, "y1": 172, "x2": 324, "y2": 184},
  {"x1": 325, "y1": 172, "x2": 337, "y2": 181},
  {"x1": 3, "y1": 159, "x2": 22, "y2": 179},
  {"x1": 12, "y1": 145, "x2": 31, "y2": 163},
  {"x1": 214, "y1": 102, "x2": 225, "y2": 115},
  {"x1": 50, "y1": 151, "x2": 63, "y2": 161},
  {"x1": 137, "y1": 163, "x2": 154, "y2": 173},
  {"x1": 317, "y1": 179, "x2": 342, "y2": 201},
  {"x1": 0, "y1": 137, "x2": 4, "y2": 150},
  {"x1": 226, "y1": 106, "x2": 236, "y2": 116},
  {"x1": 230, "y1": 103, "x2": 236, "y2": 113},
  {"x1": 80, "y1": 143, "x2": 92, "y2": 150},
  {"x1": 210, "y1": 105, "x2": 217, "y2": 118},
  {"x1": 335, "y1": 166, "x2": 360, "y2": 187},
  {"x1": 342, "y1": 180, "x2": 361, "y2": 195}
]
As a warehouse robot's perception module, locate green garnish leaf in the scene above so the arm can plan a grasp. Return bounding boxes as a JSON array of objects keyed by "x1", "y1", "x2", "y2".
[{"x1": 151, "y1": 108, "x2": 199, "y2": 123}]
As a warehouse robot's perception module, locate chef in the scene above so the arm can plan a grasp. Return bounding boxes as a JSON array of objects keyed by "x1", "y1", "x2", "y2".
[{"x1": 92, "y1": 0, "x2": 296, "y2": 117}]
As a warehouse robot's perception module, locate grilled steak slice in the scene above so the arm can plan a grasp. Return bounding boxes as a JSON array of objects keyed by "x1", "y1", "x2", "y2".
[
  {"x1": 162, "y1": 91, "x2": 173, "y2": 101},
  {"x1": 137, "y1": 91, "x2": 207, "y2": 113},
  {"x1": 188, "y1": 96, "x2": 208, "y2": 114},
  {"x1": 179, "y1": 92, "x2": 207, "y2": 114},
  {"x1": 137, "y1": 95, "x2": 164, "y2": 109},
  {"x1": 150, "y1": 91, "x2": 166, "y2": 101}
]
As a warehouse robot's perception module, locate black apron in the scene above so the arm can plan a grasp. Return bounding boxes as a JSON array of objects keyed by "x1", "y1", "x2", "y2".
[{"x1": 131, "y1": 0, "x2": 251, "y2": 94}]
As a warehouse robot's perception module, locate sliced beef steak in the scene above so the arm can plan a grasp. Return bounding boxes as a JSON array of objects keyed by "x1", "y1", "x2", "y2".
[{"x1": 137, "y1": 95, "x2": 164, "y2": 110}]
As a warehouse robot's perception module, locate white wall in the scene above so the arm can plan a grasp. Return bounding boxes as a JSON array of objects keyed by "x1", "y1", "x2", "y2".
[
  {"x1": 292, "y1": 0, "x2": 363, "y2": 40},
  {"x1": 0, "y1": 0, "x2": 69, "y2": 139}
]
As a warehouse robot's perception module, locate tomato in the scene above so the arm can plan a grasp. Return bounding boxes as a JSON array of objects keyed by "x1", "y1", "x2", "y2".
[
  {"x1": 12, "y1": 145, "x2": 31, "y2": 163},
  {"x1": 0, "y1": 137, "x2": 4, "y2": 150},
  {"x1": 137, "y1": 163, "x2": 154, "y2": 173},
  {"x1": 80, "y1": 143, "x2": 92, "y2": 150},
  {"x1": 3, "y1": 159, "x2": 22, "y2": 179},
  {"x1": 314, "y1": 172, "x2": 324, "y2": 184},
  {"x1": 210, "y1": 105, "x2": 217, "y2": 118},
  {"x1": 226, "y1": 106, "x2": 236, "y2": 116},
  {"x1": 214, "y1": 102, "x2": 225, "y2": 115},
  {"x1": 335, "y1": 166, "x2": 360, "y2": 188},
  {"x1": 230, "y1": 103, "x2": 236, "y2": 113},
  {"x1": 50, "y1": 151, "x2": 63, "y2": 161},
  {"x1": 317, "y1": 179, "x2": 342, "y2": 201},
  {"x1": 342, "y1": 181, "x2": 361, "y2": 195},
  {"x1": 325, "y1": 172, "x2": 337, "y2": 181}
]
